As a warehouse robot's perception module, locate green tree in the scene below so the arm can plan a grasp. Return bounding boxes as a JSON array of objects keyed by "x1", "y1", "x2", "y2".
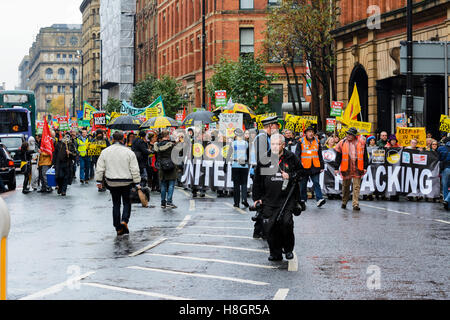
[
  {"x1": 207, "y1": 56, "x2": 276, "y2": 114},
  {"x1": 264, "y1": 0, "x2": 338, "y2": 128},
  {"x1": 48, "y1": 95, "x2": 66, "y2": 116},
  {"x1": 104, "y1": 97, "x2": 122, "y2": 114},
  {"x1": 131, "y1": 74, "x2": 157, "y2": 109},
  {"x1": 131, "y1": 74, "x2": 182, "y2": 118}
]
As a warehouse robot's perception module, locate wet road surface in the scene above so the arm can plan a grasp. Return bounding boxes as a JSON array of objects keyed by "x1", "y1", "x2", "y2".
[{"x1": 2, "y1": 173, "x2": 450, "y2": 300}]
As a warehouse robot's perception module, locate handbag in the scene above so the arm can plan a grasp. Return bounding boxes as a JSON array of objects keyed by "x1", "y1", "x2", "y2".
[{"x1": 159, "y1": 157, "x2": 175, "y2": 171}]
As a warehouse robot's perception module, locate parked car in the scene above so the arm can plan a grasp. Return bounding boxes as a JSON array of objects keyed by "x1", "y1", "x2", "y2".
[
  {"x1": 0, "y1": 144, "x2": 17, "y2": 190},
  {"x1": 0, "y1": 134, "x2": 26, "y2": 172}
]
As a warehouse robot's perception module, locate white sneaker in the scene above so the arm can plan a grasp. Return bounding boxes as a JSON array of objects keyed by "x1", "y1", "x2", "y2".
[{"x1": 317, "y1": 199, "x2": 326, "y2": 207}]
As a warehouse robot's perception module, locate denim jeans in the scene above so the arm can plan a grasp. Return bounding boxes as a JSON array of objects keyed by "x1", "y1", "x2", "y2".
[
  {"x1": 300, "y1": 173, "x2": 323, "y2": 202},
  {"x1": 442, "y1": 167, "x2": 450, "y2": 201},
  {"x1": 79, "y1": 156, "x2": 91, "y2": 181},
  {"x1": 160, "y1": 179, "x2": 175, "y2": 204}
]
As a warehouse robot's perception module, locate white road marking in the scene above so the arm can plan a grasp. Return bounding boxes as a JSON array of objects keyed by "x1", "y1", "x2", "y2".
[
  {"x1": 189, "y1": 200, "x2": 195, "y2": 211},
  {"x1": 129, "y1": 237, "x2": 167, "y2": 257},
  {"x1": 188, "y1": 226, "x2": 253, "y2": 230},
  {"x1": 224, "y1": 202, "x2": 247, "y2": 214},
  {"x1": 434, "y1": 219, "x2": 450, "y2": 225},
  {"x1": 287, "y1": 252, "x2": 298, "y2": 272},
  {"x1": 360, "y1": 203, "x2": 450, "y2": 224},
  {"x1": 168, "y1": 242, "x2": 270, "y2": 253},
  {"x1": 360, "y1": 203, "x2": 411, "y2": 215},
  {"x1": 273, "y1": 288, "x2": 289, "y2": 300},
  {"x1": 182, "y1": 233, "x2": 256, "y2": 240},
  {"x1": 20, "y1": 271, "x2": 96, "y2": 300},
  {"x1": 177, "y1": 188, "x2": 191, "y2": 197},
  {"x1": 176, "y1": 215, "x2": 191, "y2": 230},
  {"x1": 195, "y1": 220, "x2": 250, "y2": 223},
  {"x1": 127, "y1": 266, "x2": 269, "y2": 286},
  {"x1": 82, "y1": 282, "x2": 192, "y2": 300},
  {"x1": 145, "y1": 253, "x2": 278, "y2": 269}
]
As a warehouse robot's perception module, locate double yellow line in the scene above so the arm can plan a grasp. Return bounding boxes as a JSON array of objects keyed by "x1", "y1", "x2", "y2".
[{"x1": 0, "y1": 237, "x2": 6, "y2": 300}]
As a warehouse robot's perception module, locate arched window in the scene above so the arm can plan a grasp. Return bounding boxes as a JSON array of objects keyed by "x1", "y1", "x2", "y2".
[
  {"x1": 45, "y1": 68, "x2": 53, "y2": 80},
  {"x1": 58, "y1": 68, "x2": 65, "y2": 80}
]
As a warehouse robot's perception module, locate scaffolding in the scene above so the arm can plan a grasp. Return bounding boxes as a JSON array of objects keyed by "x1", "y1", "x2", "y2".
[{"x1": 100, "y1": 0, "x2": 135, "y2": 101}]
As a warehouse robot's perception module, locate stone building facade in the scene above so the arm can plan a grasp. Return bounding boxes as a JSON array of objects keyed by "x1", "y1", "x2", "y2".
[
  {"x1": 26, "y1": 24, "x2": 82, "y2": 119},
  {"x1": 333, "y1": 0, "x2": 450, "y2": 137},
  {"x1": 80, "y1": 0, "x2": 101, "y2": 108},
  {"x1": 152, "y1": 0, "x2": 308, "y2": 113},
  {"x1": 17, "y1": 56, "x2": 30, "y2": 90}
]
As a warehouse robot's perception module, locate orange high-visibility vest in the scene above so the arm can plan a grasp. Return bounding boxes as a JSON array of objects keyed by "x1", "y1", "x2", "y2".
[
  {"x1": 300, "y1": 137, "x2": 321, "y2": 169},
  {"x1": 340, "y1": 139, "x2": 365, "y2": 172}
]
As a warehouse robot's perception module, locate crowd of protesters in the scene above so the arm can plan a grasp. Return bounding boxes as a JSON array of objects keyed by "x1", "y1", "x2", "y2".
[{"x1": 9, "y1": 121, "x2": 450, "y2": 214}]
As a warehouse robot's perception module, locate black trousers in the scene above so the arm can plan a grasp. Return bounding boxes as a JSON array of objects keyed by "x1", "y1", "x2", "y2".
[
  {"x1": 262, "y1": 205, "x2": 295, "y2": 257},
  {"x1": 232, "y1": 167, "x2": 249, "y2": 205},
  {"x1": 56, "y1": 163, "x2": 70, "y2": 193},
  {"x1": 109, "y1": 184, "x2": 132, "y2": 231},
  {"x1": 22, "y1": 163, "x2": 31, "y2": 190}
]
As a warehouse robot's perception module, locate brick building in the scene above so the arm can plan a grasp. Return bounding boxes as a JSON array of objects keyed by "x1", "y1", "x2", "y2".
[
  {"x1": 137, "y1": 0, "x2": 308, "y2": 113},
  {"x1": 333, "y1": 0, "x2": 450, "y2": 137},
  {"x1": 135, "y1": 0, "x2": 158, "y2": 81}
]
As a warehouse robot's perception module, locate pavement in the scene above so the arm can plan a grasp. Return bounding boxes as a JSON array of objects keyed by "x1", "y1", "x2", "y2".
[{"x1": 1, "y1": 172, "x2": 450, "y2": 300}]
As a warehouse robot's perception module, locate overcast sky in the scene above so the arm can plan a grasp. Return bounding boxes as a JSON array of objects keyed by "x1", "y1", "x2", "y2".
[{"x1": 0, "y1": 0, "x2": 82, "y2": 90}]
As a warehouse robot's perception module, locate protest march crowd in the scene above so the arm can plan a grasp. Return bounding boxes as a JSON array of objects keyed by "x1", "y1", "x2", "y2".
[{"x1": 4, "y1": 110, "x2": 450, "y2": 260}]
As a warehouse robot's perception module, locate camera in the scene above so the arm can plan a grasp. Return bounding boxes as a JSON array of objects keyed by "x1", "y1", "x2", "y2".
[
  {"x1": 249, "y1": 201, "x2": 262, "y2": 212},
  {"x1": 250, "y1": 202, "x2": 263, "y2": 221}
]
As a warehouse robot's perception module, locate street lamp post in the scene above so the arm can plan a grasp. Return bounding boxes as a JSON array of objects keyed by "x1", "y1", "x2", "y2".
[
  {"x1": 71, "y1": 67, "x2": 76, "y2": 118},
  {"x1": 201, "y1": 0, "x2": 206, "y2": 109},
  {"x1": 406, "y1": 0, "x2": 414, "y2": 127},
  {"x1": 77, "y1": 50, "x2": 83, "y2": 110}
]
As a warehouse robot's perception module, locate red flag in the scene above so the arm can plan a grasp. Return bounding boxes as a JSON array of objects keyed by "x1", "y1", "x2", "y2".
[
  {"x1": 40, "y1": 118, "x2": 54, "y2": 158},
  {"x1": 182, "y1": 106, "x2": 186, "y2": 121}
]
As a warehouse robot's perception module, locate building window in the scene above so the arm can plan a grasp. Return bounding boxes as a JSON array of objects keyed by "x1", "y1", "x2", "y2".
[
  {"x1": 56, "y1": 54, "x2": 61, "y2": 61},
  {"x1": 69, "y1": 54, "x2": 73, "y2": 61},
  {"x1": 240, "y1": 0, "x2": 253, "y2": 9},
  {"x1": 288, "y1": 84, "x2": 303, "y2": 103},
  {"x1": 240, "y1": 28, "x2": 254, "y2": 55},
  {"x1": 58, "y1": 68, "x2": 65, "y2": 80},
  {"x1": 45, "y1": 68, "x2": 53, "y2": 80},
  {"x1": 268, "y1": 0, "x2": 280, "y2": 6},
  {"x1": 269, "y1": 84, "x2": 283, "y2": 114},
  {"x1": 63, "y1": 54, "x2": 67, "y2": 62},
  {"x1": 45, "y1": 86, "x2": 53, "y2": 93},
  {"x1": 57, "y1": 86, "x2": 66, "y2": 93}
]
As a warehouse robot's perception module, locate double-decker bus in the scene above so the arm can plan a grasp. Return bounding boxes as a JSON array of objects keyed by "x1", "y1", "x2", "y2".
[{"x1": 0, "y1": 90, "x2": 36, "y2": 138}]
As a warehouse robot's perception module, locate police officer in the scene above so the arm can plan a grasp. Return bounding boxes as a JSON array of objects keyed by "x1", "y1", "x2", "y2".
[
  {"x1": 251, "y1": 116, "x2": 279, "y2": 239},
  {"x1": 295, "y1": 126, "x2": 326, "y2": 208},
  {"x1": 252, "y1": 133, "x2": 303, "y2": 261}
]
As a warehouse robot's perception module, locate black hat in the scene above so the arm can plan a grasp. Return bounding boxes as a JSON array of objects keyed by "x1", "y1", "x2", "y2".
[
  {"x1": 346, "y1": 127, "x2": 358, "y2": 136},
  {"x1": 305, "y1": 126, "x2": 316, "y2": 133},
  {"x1": 261, "y1": 116, "x2": 279, "y2": 126}
]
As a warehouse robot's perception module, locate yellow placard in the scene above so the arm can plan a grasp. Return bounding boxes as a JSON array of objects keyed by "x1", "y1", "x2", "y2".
[
  {"x1": 255, "y1": 113, "x2": 276, "y2": 129},
  {"x1": 440, "y1": 115, "x2": 450, "y2": 133},
  {"x1": 283, "y1": 114, "x2": 317, "y2": 132},
  {"x1": 396, "y1": 127, "x2": 426, "y2": 148},
  {"x1": 336, "y1": 118, "x2": 372, "y2": 136}
]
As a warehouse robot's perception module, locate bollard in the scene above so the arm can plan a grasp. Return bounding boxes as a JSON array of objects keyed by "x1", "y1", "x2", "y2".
[{"x1": 0, "y1": 197, "x2": 11, "y2": 300}]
